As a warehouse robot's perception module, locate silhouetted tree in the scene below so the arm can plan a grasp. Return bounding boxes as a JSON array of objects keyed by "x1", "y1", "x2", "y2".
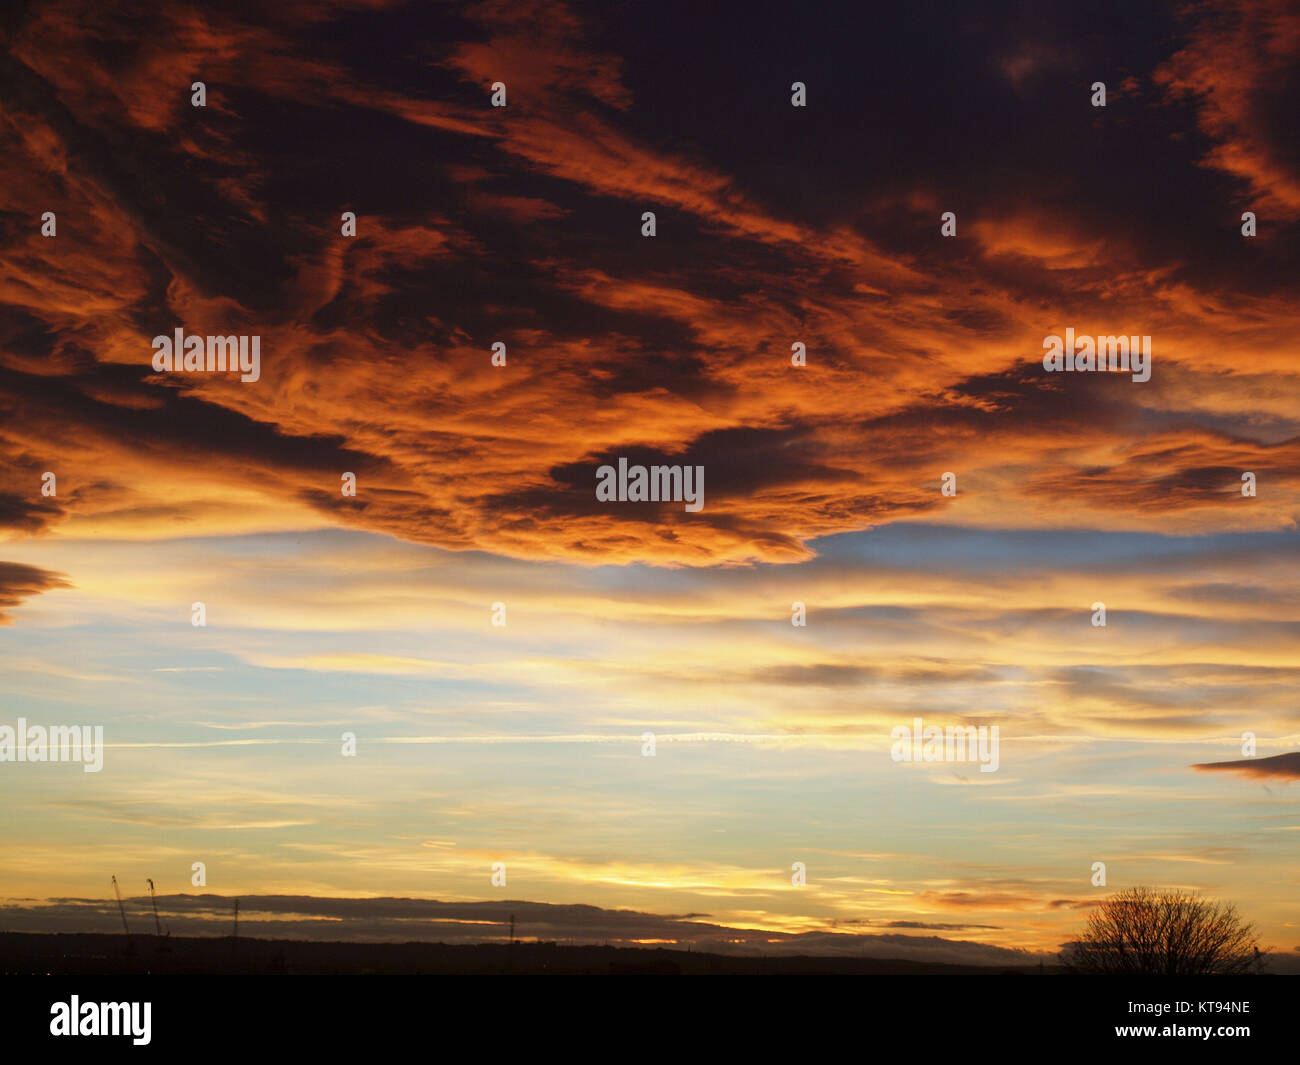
[{"x1": 1062, "y1": 887, "x2": 1262, "y2": 975}]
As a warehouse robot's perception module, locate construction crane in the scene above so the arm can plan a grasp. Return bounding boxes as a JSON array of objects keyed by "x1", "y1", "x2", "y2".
[
  {"x1": 111, "y1": 876, "x2": 134, "y2": 954},
  {"x1": 146, "y1": 879, "x2": 169, "y2": 949},
  {"x1": 145, "y1": 879, "x2": 163, "y2": 935}
]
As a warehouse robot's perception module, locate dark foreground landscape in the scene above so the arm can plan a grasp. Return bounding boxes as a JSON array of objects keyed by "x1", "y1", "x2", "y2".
[{"x1": 1, "y1": 932, "x2": 1051, "y2": 976}]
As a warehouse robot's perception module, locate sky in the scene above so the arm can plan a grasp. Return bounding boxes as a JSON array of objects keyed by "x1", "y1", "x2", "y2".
[{"x1": 0, "y1": 0, "x2": 1297, "y2": 964}]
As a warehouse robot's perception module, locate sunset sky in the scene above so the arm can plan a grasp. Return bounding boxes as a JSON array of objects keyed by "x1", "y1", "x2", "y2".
[{"x1": 1, "y1": 0, "x2": 1297, "y2": 963}]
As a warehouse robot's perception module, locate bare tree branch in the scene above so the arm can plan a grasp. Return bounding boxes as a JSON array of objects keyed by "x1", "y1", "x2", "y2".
[{"x1": 1061, "y1": 887, "x2": 1263, "y2": 975}]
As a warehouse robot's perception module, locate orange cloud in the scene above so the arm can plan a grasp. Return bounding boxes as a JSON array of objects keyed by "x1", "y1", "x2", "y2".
[
  {"x1": 0, "y1": 0, "x2": 1296, "y2": 568},
  {"x1": 1154, "y1": 0, "x2": 1300, "y2": 218}
]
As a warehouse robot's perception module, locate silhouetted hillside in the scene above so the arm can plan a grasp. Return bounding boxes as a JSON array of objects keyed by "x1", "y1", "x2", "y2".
[{"x1": 0, "y1": 932, "x2": 1053, "y2": 975}]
